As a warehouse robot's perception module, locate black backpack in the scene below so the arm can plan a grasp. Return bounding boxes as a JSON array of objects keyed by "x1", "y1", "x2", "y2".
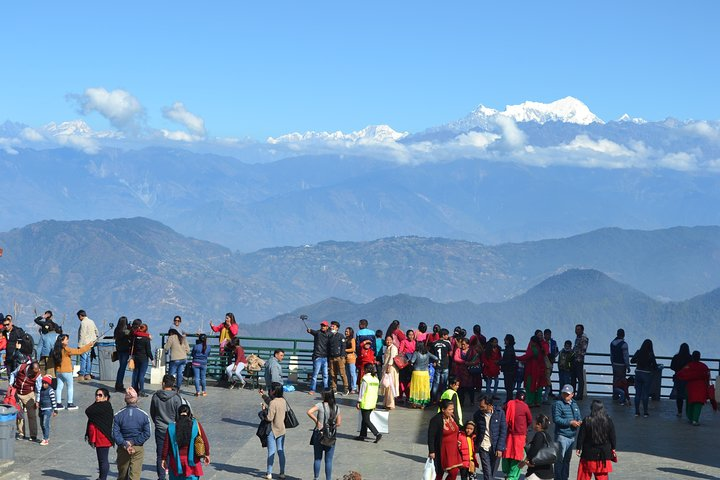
[
  {"x1": 15, "y1": 327, "x2": 35, "y2": 356},
  {"x1": 319, "y1": 404, "x2": 338, "y2": 447}
]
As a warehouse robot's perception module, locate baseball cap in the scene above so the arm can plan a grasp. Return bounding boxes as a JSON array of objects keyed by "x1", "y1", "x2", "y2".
[
  {"x1": 561, "y1": 384, "x2": 574, "y2": 395},
  {"x1": 320, "y1": 320, "x2": 329, "y2": 327}
]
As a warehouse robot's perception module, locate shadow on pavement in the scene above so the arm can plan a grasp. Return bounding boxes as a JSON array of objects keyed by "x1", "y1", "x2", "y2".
[
  {"x1": 40, "y1": 470, "x2": 91, "y2": 479},
  {"x1": 656, "y1": 468, "x2": 718, "y2": 479},
  {"x1": 386, "y1": 449, "x2": 428, "y2": 463}
]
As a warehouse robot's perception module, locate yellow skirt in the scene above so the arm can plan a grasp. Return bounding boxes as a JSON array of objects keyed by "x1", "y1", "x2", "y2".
[{"x1": 409, "y1": 370, "x2": 431, "y2": 406}]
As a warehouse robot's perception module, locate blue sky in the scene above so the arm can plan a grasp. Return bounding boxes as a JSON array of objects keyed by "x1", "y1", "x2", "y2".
[{"x1": 1, "y1": 1, "x2": 717, "y2": 139}]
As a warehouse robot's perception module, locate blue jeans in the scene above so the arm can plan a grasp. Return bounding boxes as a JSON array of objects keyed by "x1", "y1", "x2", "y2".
[
  {"x1": 79, "y1": 350, "x2": 92, "y2": 376},
  {"x1": 431, "y1": 368, "x2": 449, "y2": 401},
  {"x1": 310, "y1": 357, "x2": 328, "y2": 392},
  {"x1": 115, "y1": 351, "x2": 130, "y2": 388},
  {"x1": 168, "y1": 360, "x2": 187, "y2": 389},
  {"x1": 634, "y1": 370, "x2": 651, "y2": 415},
  {"x1": 56, "y1": 372, "x2": 74, "y2": 405},
  {"x1": 193, "y1": 365, "x2": 207, "y2": 393},
  {"x1": 39, "y1": 410, "x2": 52, "y2": 440},
  {"x1": 554, "y1": 434, "x2": 575, "y2": 480},
  {"x1": 558, "y1": 371, "x2": 572, "y2": 391},
  {"x1": 313, "y1": 440, "x2": 335, "y2": 480},
  {"x1": 266, "y1": 431, "x2": 286, "y2": 475},
  {"x1": 345, "y1": 363, "x2": 357, "y2": 391},
  {"x1": 131, "y1": 359, "x2": 149, "y2": 395},
  {"x1": 485, "y1": 376, "x2": 499, "y2": 396}
]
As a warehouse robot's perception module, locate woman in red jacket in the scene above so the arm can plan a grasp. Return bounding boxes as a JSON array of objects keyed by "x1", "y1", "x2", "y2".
[
  {"x1": 517, "y1": 333, "x2": 549, "y2": 408},
  {"x1": 676, "y1": 351, "x2": 711, "y2": 425},
  {"x1": 482, "y1": 337, "x2": 502, "y2": 399},
  {"x1": 210, "y1": 312, "x2": 239, "y2": 352},
  {"x1": 85, "y1": 388, "x2": 114, "y2": 480}
]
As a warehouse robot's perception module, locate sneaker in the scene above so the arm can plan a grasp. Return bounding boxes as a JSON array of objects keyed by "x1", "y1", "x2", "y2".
[
  {"x1": 374, "y1": 433, "x2": 382, "y2": 443},
  {"x1": 634, "y1": 413, "x2": 640, "y2": 417},
  {"x1": 66, "y1": 404, "x2": 79, "y2": 410},
  {"x1": 40, "y1": 439, "x2": 49, "y2": 446},
  {"x1": 308, "y1": 391, "x2": 316, "y2": 396},
  {"x1": 29, "y1": 436, "x2": 38, "y2": 442},
  {"x1": 84, "y1": 374, "x2": 92, "y2": 381},
  {"x1": 343, "y1": 390, "x2": 350, "y2": 396},
  {"x1": 643, "y1": 413, "x2": 649, "y2": 418},
  {"x1": 57, "y1": 404, "x2": 66, "y2": 411},
  {"x1": 265, "y1": 474, "x2": 272, "y2": 480},
  {"x1": 202, "y1": 391, "x2": 207, "y2": 396},
  {"x1": 279, "y1": 475, "x2": 286, "y2": 479},
  {"x1": 692, "y1": 421, "x2": 700, "y2": 426}
]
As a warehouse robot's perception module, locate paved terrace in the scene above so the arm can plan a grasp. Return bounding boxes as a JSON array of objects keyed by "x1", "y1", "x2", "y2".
[{"x1": 3, "y1": 378, "x2": 719, "y2": 480}]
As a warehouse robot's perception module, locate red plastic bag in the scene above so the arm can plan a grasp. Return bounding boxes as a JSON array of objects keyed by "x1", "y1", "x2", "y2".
[{"x1": 2, "y1": 386, "x2": 21, "y2": 412}]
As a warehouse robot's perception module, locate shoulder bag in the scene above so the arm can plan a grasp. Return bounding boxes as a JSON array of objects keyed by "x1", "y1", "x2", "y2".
[
  {"x1": 127, "y1": 338, "x2": 136, "y2": 371},
  {"x1": 530, "y1": 431, "x2": 558, "y2": 466},
  {"x1": 284, "y1": 399, "x2": 299, "y2": 428}
]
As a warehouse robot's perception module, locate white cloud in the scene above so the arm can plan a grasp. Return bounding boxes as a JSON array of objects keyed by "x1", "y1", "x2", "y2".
[
  {"x1": 561, "y1": 135, "x2": 633, "y2": 157},
  {"x1": 162, "y1": 102, "x2": 206, "y2": 137},
  {"x1": 0, "y1": 137, "x2": 19, "y2": 154},
  {"x1": 20, "y1": 127, "x2": 44, "y2": 142},
  {"x1": 683, "y1": 121, "x2": 720, "y2": 141},
  {"x1": 71, "y1": 87, "x2": 145, "y2": 131},
  {"x1": 55, "y1": 134, "x2": 99, "y2": 154},
  {"x1": 658, "y1": 152, "x2": 697, "y2": 171},
  {"x1": 493, "y1": 116, "x2": 526, "y2": 149},
  {"x1": 160, "y1": 129, "x2": 202, "y2": 142}
]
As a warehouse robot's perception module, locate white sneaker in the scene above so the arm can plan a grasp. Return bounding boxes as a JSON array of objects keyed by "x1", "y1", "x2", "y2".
[{"x1": 265, "y1": 474, "x2": 272, "y2": 479}]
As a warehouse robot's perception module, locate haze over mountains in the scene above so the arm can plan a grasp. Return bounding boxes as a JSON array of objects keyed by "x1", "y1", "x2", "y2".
[
  {"x1": 2, "y1": 97, "x2": 720, "y2": 251},
  {"x1": 1, "y1": 218, "x2": 719, "y2": 354}
]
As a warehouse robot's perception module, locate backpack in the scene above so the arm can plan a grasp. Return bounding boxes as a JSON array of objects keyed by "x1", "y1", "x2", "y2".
[
  {"x1": 319, "y1": 404, "x2": 338, "y2": 447},
  {"x1": 16, "y1": 328, "x2": 35, "y2": 356}
]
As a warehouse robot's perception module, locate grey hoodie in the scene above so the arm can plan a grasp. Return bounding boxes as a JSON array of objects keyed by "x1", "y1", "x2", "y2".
[{"x1": 149, "y1": 389, "x2": 191, "y2": 434}]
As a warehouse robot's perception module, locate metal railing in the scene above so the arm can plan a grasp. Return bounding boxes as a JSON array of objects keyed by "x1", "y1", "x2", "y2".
[{"x1": 158, "y1": 334, "x2": 719, "y2": 395}]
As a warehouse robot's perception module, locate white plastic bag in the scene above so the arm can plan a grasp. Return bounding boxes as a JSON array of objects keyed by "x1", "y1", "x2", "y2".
[{"x1": 422, "y1": 457, "x2": 436, "y2": 480}]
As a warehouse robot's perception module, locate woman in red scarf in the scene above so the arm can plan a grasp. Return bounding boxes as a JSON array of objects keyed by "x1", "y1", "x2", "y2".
[
  {"x1": 85, "y1": 388, "x2": 114, "y2": 480},
  {"x1": 502, "y1": 391, "x2": 533, "y2": 480}
]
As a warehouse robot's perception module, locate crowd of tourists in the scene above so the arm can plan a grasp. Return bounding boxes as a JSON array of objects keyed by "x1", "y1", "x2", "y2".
[{"x1": 0, "y1": 307, "x2": 716, "y2": 480}]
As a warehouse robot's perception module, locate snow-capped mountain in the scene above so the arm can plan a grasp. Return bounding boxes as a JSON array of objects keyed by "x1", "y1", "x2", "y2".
[
  {"x1": 617, "y1": 113, "x2": 647, "y2": 124},
  {"x1": 43, "y1": 120, "x2": 122, "y2": 139},
  {"x1": 267, "y1": 124, "x2": 408, "y2": 144},
  {"x1": 441, "y1": 96, "x2": 604, "y2": 133}
]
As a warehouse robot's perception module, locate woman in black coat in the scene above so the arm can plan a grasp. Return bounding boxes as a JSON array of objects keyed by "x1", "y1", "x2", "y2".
[
  {"x1": 522, "y1": 414, "x2": 554, "y2": 480},
  {"x1": 575, "y1": 400, "x2": 616, "y2": 480}
]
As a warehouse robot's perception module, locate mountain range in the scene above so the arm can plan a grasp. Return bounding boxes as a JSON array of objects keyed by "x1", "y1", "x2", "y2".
[
  {"x1": 243, "y1": 269, "x2": 718, "y2": 356},
  {"x1": 1, "y1": 218, "x2": 719, "y2": 355},
  {"x1": 2, "y1": 96, "x2": 720, "y2": 251}
]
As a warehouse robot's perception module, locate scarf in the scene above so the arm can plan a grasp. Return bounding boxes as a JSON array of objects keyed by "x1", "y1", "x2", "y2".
[{"x1": 85, "y1": 401, "x2": 115, "y2": 445}]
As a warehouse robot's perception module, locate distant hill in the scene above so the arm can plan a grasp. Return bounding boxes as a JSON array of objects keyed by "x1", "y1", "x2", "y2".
[
  {"x1": 244, "y1": 269, "x2": 718, "y2": 355},
  {"x1": 3, "y1": 147, "x2": 720, "y2": 252},
  {"x1": 2, "y1": 218, "x2": 720, "y2": 346}
]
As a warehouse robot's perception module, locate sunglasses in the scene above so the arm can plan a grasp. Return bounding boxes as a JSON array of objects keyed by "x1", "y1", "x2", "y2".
[
  {"x1": 95, "y1": 393, "x2": 105, "y2": 397},
  {"x1": 2, "y1": 323, "x2": 9, "y2": 327}
]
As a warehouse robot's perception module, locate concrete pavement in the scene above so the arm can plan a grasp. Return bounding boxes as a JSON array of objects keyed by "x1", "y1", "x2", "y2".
[{"x1": 3, "y1": 378, "x2": 719, "y2": 479}]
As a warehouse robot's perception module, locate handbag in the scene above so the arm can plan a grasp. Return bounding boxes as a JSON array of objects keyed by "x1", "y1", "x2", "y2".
[
  {"x1": 468, "y1": 365, "x2": 483, "y2": 375},
  {"x1": 422, "y1": 457, "x2": 436, "y2": 480},
  {"x1": 530, "y1": 432, "x2": 558, "y2": 466},
  {"x1": 194, "y1": 427, "x2": 206, "y2": 457},
  {"x1": 284, "y1": 400, "x2": 300, "y2": 428},
  {"x1": 111, "y1": 351, "x2": 118, "y2": 362},
  {"x1": 381, "y1": 372, "x2": 393, "y2": 388},
  {"x1": 127, "y1": 338, "x2": 136, "y2": 370},
  {"x1": 393, "y1": 355, "x2": 408, "y2": 369}
]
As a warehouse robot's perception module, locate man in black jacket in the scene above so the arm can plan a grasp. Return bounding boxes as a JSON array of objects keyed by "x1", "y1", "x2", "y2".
[
  {"x1": 473, "y1": 395, "x2": 508, "y2": 480},
  {"x1": 307, "y1": 320, "x2": 331, "y2": 395},
  {"x1": 2, "y1": 314, "x2": 31, "y2": 374},
  {"x1": 327, "y1": 321, "x2": 349, "y2": 395}
]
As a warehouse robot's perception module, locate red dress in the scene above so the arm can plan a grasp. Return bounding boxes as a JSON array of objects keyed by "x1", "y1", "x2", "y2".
[
  {"x1": 676, "y1": 361, "x2": 711, "y2": 404},
  {"x1": 440, "y1": 418, "x2": 463, "y2": 471}
]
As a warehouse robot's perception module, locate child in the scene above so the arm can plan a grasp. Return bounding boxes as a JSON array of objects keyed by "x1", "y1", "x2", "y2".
[
  {"x1": 35, "y1": 374, "x2": 58, "y2": 445},
  {"x1": 356, "y1": 340, "x2": 376, "y2": 390},
  {"x1": 557, "y1": 340, "x2": 575, "y2": 390},
  {"x1": 355, "y1": 363, "x2": 382, "y2": 443},
  {"x1": 458, "y1": 420, "x2": 478, "y2": 480}
]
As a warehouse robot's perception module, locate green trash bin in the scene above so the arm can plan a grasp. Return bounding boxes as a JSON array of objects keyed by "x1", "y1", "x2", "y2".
[{"x1": 0, "y1": 404, "x2": 17, "y2": 461}]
